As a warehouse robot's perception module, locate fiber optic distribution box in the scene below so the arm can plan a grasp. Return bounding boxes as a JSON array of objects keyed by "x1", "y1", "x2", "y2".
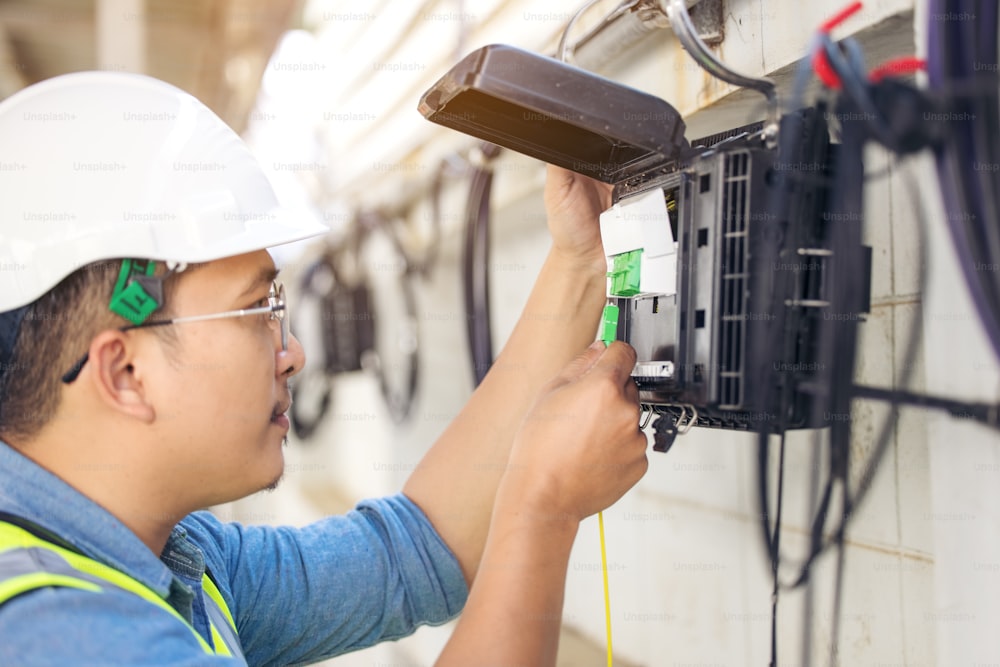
[{"x1": 419, "y1": 44, "x2": 871, "y2": 440}]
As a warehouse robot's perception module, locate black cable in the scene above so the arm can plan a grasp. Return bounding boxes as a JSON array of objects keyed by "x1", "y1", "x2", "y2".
[
  {"x1": 755, "y1": 57, "x2": 833, "y2": 652},
  {"x1": 788, "y1": 157, "x2": 930, "y2": 591},
  {"x1": 836, "y1": 163, "x2": 929, "y2": 543},
  {"x1": 800, "y1": 426, "x2": 825, "y2": 667},
  {"x1": 818, "y1": 35, "x2": 896, "y2": 149},
  {"x1": 780, "y1": 85, "x2": 867, "y2": 597},
  {"x1": 749, "y1": 86, "x2": 872, "y2": 667},
  {"x1": 371, "y1": 271, "x2": 420, "y2": 423},
  {"x1": 745, "y1": 100, "x2": 841, "y2": 667},
  {"x1": 769, "y1": 433, "x2": 787, "y2": 667},
  {"x1": 828, "y1": 529, "x2": 847, "y2": 667},
  {"x1": 764, "y1": 7, "x2": 999, "y2": 663},
  {"x1": 422, "y1": 160, "x2": 447, "y2": 277},
  {"x1": 851, "y1": 384, "x2": 1000, "y2": 427},
  {"x1": 970, "y1": 88, "x2": 1000, "y2": 285},
  {"x1": 753, "y1": 104, "x2": 824, "y2": 580},
  {"x1": 793, "y1": 467, "x2": 835, "y2": 588},
  {"x1": 757, "y1": 431, "x2": 778, "y2": 580},
  {"x1": 463, "y1": 165, "x2": 490, "y2": 386},
  {"x1": 289, "y1": 367, "x2": 332, "y2": 440},
  {"x1": 768, "y1": 22, "x2": 946, "y2": 587},
  {"x1": 736, "y1": 21, "x2": 969, "y2": 663},
  {"x1": 362, "y1": 212, "x2": 422, "y2": 423},
  {"x1": 462, "y1": 143, "x2": 500, "y2": 387},
  {"x1": 289, "y1": 254, "x2": 339, "y2": 440},
  {"x1": 290, "y1": 209, "x2": 424, "y2": 432},
  {"x1": 747, "y1": 60, "x2": 869, "y2": 667},
  {"x1": 927, "y1": 0, "x2": 1000, "y2": 361},
  {"x1": 397, "y1": 157, "x2": 450, "y2": 280},
  {"x1": 972, "y1": 3, "x2": 1000, "y2": 318}
]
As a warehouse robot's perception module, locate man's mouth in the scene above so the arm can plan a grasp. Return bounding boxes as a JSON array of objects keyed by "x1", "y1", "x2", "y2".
[{"x1": 270, "y1": 400, "x2": 291, "y2": 430}]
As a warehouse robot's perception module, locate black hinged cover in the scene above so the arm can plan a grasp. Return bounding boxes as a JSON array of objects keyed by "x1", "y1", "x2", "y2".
[{"x1": 418, "y1": 44, "x2": 688, "y2": 183}]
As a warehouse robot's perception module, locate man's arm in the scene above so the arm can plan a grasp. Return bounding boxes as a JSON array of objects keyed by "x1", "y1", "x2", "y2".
[
  {"x1": 184, "y1": 497, "x2": 468, "y2": 666},
  {"x1": 435, "y1": 341, "x2": 648, "y2": 665},
  {"x1": 403, "y1": 165, "x2": 615, "y2": 584}
]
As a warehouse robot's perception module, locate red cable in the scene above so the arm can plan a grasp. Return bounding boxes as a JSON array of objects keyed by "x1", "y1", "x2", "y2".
[
  {"x1": 869, "y1": 56, "x2": 927, "y2": 82},
  {"x1": 812, "y1": 1, "x2": 865, "y2": 89},
  {"x1": 819, "y1": 1, "x2": 864, "y2": 33}
]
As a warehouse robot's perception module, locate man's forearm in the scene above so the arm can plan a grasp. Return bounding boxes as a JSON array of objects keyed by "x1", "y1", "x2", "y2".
[
  {"x1": 434, "y1": 498, "x2": 580, "y2": 667},
  {"x1": 403, "y1": 249, "x2": 606, "y2": 583}
]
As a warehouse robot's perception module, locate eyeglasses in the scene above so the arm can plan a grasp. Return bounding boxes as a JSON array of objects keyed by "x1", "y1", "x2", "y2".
[{"x1": 61, "y1": 282, "x2": 288, "y2": 384}]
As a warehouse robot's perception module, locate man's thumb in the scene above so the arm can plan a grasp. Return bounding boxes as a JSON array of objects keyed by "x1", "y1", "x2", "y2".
[{"x1": 552, "y1": 341, "x2": 607, "y2": 385}]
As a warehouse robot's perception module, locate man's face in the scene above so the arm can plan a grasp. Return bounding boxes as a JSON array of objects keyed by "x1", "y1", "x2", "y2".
[{"x1": 144, "y1": 249, "x2": 304, "y2": 506}]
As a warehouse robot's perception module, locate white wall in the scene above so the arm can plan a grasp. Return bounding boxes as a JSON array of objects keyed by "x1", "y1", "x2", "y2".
[{"x1": 220, "y1": 1, "x2": 1000, "y2": 664}]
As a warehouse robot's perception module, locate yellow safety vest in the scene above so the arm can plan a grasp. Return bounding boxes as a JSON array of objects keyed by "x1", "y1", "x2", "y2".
[{"x1": 0, "y1": 519, "x2": 243, "y2": 660}]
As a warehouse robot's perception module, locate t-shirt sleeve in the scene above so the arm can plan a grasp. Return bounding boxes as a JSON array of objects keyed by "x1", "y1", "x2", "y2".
[{"x1": 181, "y1": 493, "x2": 468, "y2": 667}]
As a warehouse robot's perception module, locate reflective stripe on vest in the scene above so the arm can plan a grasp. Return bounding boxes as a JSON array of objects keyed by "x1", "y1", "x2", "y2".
[{"x1": 0, "y1": 521, "x2": 243, "y2": 660}]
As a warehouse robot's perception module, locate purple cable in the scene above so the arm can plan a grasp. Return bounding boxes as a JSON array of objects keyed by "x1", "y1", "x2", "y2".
[{"x1": 927, "y1": 0, "x2": 1000, "y2": 361}]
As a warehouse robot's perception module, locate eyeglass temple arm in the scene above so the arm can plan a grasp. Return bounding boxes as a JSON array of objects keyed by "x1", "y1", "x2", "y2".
[{"x1": 60, "y1": 321, "x2": 174, "y2": 384}]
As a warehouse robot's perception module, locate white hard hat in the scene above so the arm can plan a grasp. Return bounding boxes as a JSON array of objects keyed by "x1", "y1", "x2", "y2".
[{"x1": 0, "y1": 71, "x2": 328, "y2": 312}]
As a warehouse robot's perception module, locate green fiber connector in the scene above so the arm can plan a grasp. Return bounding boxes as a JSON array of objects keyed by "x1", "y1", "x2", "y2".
[
  {"x1": 109, "y1": 282, "x2": 159, "y2": 325},
  {"x1": 109, "y1": 259, "x2": 159, "y2": 325},
  {"x1": 600, "y1": 304, "x2": 619, "y2": 345},
  {"x1": 607, "y1": 249, "x2": 642, "y2": 297}
]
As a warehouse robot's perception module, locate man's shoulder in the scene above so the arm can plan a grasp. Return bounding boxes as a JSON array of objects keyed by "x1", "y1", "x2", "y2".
[{"x1": 177, "y1": 509, "x2": 227, "y2": 547}]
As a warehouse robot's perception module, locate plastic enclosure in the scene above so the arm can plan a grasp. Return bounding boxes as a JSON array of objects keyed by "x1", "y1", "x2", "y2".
[{"x1": 418, "y1": 44, "x2": 689, "y2": 183}]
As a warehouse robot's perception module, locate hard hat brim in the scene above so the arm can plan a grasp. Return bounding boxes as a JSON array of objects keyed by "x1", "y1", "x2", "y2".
[{"x1": 0, "y1": 205, "x2": 328, "y2": 312}]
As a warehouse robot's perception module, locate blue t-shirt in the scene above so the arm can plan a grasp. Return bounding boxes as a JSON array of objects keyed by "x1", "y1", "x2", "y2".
[{"x1": 0, "y1": 443, "x2": 468, "y2": 666}]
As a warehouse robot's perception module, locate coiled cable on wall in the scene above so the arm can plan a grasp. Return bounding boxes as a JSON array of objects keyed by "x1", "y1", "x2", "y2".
[
  {"x1": 463, "y1": 142, "x2": 501, "y2": 387},
  {"x1": 359, "y1": 211, "x2": 422, "y2": 423},
  {"x1": 289, "y1": 210, "x2": 425, "y2": 436}
]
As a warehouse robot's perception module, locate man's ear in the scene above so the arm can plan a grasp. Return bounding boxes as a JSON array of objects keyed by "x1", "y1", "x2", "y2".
[{"x1": 85, "y1": 330, "x2": 156, "y2": 423}]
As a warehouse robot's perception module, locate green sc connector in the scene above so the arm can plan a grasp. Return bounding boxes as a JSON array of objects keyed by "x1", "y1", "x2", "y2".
[
  {"x1": 109, "y1": 259, "x2": 160, "y2": 325},
  {"x1": 607, "y1": 249, "x2": 642, "y2": 297},
  {"x1": 600, "y1": 303, "x2": 619, "y2": 345}
]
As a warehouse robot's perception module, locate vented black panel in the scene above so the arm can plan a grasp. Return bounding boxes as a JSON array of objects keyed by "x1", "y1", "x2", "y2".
[{"x1": 718, "y1": 151, "x2": 750, "y2": 408}]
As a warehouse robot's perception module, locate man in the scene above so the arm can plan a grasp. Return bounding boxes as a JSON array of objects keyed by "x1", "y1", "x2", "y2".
[{"x1": 0, "y1": 72, "x2": 647, "y2": 666}]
